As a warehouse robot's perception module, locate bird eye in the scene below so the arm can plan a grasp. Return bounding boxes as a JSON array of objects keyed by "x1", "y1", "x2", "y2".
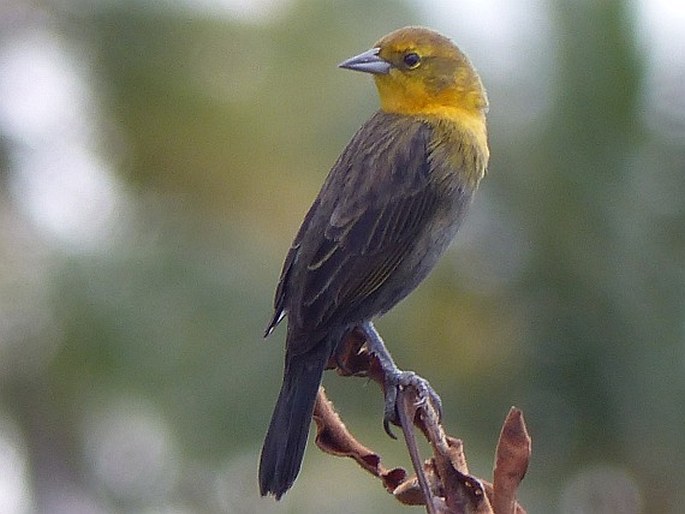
[{"x1": 403, "y1": 52, "x2": 421, "y2": 69}]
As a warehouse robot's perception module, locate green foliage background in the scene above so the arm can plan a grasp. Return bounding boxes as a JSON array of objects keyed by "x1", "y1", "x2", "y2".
[{"x1": 1, "y1": 0, "x2": 683, "y2": 512}]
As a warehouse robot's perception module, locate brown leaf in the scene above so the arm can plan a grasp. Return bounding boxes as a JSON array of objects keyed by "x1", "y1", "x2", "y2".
[
  {"x1": 327, "y1": 328, "x2": 370, "y2": 375},
  {"x1": 492, "y1": 407, "x2": 531, "y2": 514},
  {"x1": 394, "y1": 460, "x2": 442, "y2": 505},
  {"x1": 398, "y1": 387, "x2": 494, "y2": 514},
  {"x1": 445, "y1": 436, "x2": 469, "y2": 475},
  {"x1": 443, "y1": 467, "x2": 494, "y2": 514},
  {"x1": 313, "y1": 387, "x2": 407, "y2": 492},
  {"x1": 315, "y1": 330, "x2": 530, "y2": 514}
]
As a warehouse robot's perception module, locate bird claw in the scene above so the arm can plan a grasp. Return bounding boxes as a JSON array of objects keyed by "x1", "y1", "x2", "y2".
[
  {"x1": 356, "y1": 322, "x2": 442, "y2": 438},
  {"x1": 382, "y1": 370, "x2": 442, "y2": 439}
]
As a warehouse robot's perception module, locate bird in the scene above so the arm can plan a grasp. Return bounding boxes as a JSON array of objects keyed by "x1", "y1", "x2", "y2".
[{"x1": 259, "y1": 26, "x2": 489, "y2": 500}]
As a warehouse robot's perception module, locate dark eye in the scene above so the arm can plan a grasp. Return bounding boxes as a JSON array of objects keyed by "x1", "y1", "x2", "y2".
[{"x1": 403, "y1": 52, "x2": 421, "y2": 69}]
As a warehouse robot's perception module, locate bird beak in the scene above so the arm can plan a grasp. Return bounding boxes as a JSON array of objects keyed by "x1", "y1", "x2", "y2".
[{"x1": 338, "y1": 47, "x2": 391, "y2": 75}]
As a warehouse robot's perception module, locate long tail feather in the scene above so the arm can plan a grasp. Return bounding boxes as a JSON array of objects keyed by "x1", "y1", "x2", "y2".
[{"x1": 259, "y1": 336, "x2": 334, "y2": 499}]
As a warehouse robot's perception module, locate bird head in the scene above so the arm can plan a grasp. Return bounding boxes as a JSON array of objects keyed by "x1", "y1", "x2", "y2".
[{"x1": 339, "y1": 26, "x2": 488, "y2": 120}]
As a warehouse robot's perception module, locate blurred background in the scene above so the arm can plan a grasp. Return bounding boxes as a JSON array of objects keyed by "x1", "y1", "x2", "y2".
[{"x1": 0, "y1": 0, "x2": 683, "y2": 512}]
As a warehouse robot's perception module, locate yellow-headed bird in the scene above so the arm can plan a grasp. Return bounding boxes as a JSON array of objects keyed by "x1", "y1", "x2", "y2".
[{"x1": 259, "y1": 26, "x2": 489, "y2": 499}]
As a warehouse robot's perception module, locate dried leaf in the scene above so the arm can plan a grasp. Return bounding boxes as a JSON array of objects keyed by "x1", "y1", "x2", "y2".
[
  {"x1": 394, "y1": 460, "x2": 441, "y2": 505},
  {"x1": 313, "y1": 387, "x2": 406, "y2": 492},
  {"x1": 399, "y1": 388, "x2": 495, "y2": 514},
  {"x1": 492, "y1": 407, "x2": 531, "y2": 514},
  {"x1": 313, "y1": 331, "x2": 530, "y2": 514}
]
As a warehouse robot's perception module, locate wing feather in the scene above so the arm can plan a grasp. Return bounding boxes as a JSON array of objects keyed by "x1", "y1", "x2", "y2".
[
  {"x1": 291, "y1": 114, "x2": 440, "y2": 331},
  {"x1": 268, "y1": 111, "x2": 468, "y2": 350}
]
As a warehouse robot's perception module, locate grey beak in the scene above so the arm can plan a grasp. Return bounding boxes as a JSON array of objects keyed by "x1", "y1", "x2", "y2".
[{"x1": 338, "y1": 47, "x2": 391, "y2": 75}]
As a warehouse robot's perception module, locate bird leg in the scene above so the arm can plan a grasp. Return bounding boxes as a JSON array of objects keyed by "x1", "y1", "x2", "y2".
[{"x1": 359, "y1": 321, "x2": 443, "y2": 438}]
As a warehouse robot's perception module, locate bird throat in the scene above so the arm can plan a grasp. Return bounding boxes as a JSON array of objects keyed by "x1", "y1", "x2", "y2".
[{"x1": 374, "y1": 75, "x2": 488, "y2": 159}]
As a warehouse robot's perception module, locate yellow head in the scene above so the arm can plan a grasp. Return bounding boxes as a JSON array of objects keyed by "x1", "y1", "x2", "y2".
[{"x1": 339, "y1": 26, "x2": 488, "y2": 121}]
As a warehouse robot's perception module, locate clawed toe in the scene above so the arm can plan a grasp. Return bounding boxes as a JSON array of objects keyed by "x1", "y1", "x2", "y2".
[
  {"x1": 357, "y1": 322, "x2": 442, "y2": 439},
  {"x1": 381, "y1": 370, "x2": 442, "y2": 438}
]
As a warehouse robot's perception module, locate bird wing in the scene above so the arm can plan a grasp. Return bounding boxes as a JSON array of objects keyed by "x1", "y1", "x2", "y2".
[
  {"x1": 299, "y1": 183, "x2": 440, "y2": 327},
  {"x1": 264, "y1": 196, "x2": 321, "y2": 337},
  {"x1": 279, "y1": 112, "x2": 447, "y2": 343}
]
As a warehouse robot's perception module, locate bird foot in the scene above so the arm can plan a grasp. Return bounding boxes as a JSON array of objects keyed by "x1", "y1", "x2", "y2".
[
  {"x1": 382, "y1": 369, "x2": 443, "y2": 438},
  {"x1": 357, "y1": 321, "x2": 443, "y2": 438}
]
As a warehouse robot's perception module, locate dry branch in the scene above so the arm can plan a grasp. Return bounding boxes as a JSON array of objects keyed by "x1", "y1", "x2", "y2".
[{"x1": 313, "y1": 328, "x2": 531, "y2": 513}]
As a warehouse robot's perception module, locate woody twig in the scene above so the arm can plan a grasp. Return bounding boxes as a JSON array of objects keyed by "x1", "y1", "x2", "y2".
[{"x1": 313, "y1": 328, "x2": 530, "y2": 514}]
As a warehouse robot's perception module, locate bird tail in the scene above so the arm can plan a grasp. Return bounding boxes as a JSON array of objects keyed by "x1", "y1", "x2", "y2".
[{"x1": 258, "y1": 334, "x2": 335, "y2": 499}]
